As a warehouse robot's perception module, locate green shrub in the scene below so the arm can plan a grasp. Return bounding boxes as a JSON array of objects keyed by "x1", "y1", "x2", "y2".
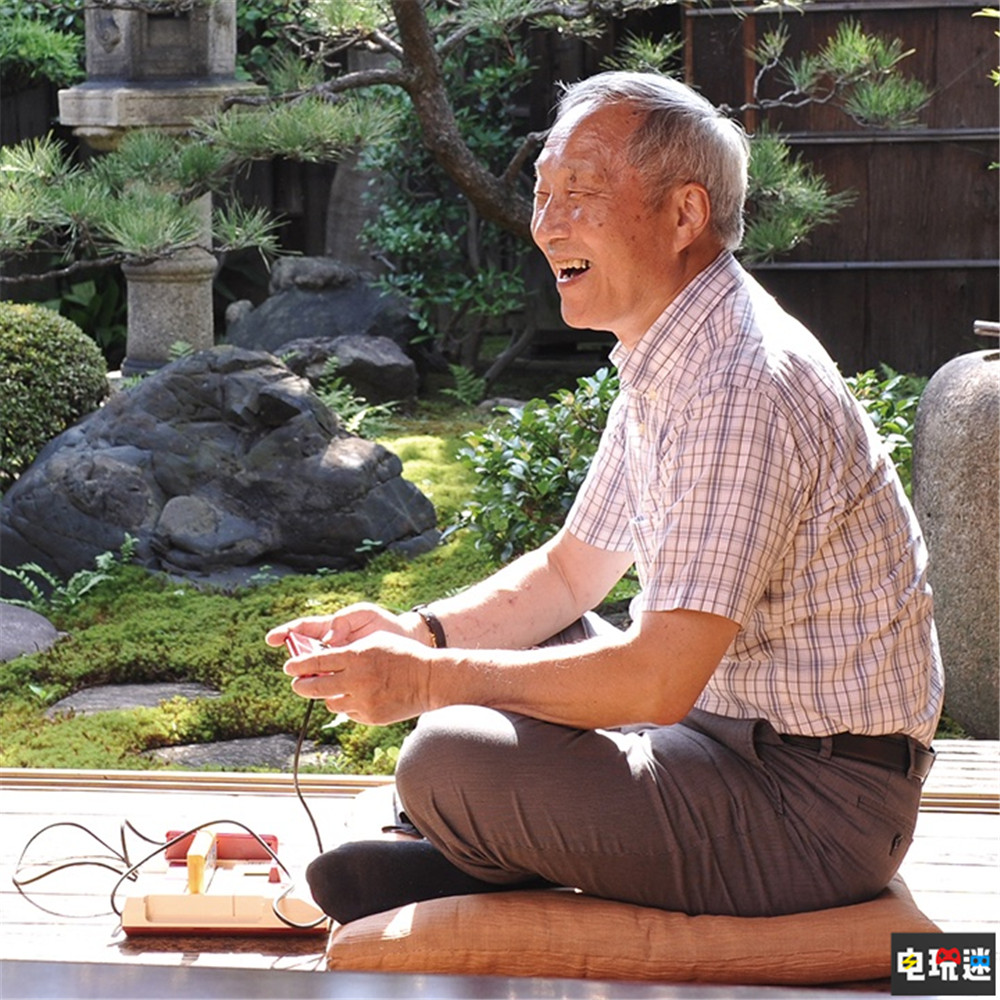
[
  {"x1": 457, "y1": 364, "x2": 927, "y2": 562},
  {"x1": 0, "y1": 15, "x2": 83, "y2": 92},
  {"x1": 845, "y1": 365, "x2": 927, "y2": 497},
  {"x1": 0, "y1": 301, "x2": 108, "y2": 492},
  {"x1": 457, "y1": 368, "x2": 619, "y2": 563}
]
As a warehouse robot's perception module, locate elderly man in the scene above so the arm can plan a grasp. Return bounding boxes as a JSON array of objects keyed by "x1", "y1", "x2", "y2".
[{"x1": 268, "y1": 71, "x2": 942, "y2": 925}]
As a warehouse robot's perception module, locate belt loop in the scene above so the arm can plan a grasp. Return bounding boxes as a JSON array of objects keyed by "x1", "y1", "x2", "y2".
[{"x1": 817, "y1": 736, "x2": 835, "y2": 761}]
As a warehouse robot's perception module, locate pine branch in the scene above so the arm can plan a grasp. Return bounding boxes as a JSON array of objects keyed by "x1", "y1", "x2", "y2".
[{"x1": 0, "y1": 254, "x2": 127, "y2": 285}]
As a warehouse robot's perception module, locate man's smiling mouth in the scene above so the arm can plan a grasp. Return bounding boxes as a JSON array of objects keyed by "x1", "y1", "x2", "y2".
[{"x1": 556, "y1": 258, "x2": 591, "y2": 280}]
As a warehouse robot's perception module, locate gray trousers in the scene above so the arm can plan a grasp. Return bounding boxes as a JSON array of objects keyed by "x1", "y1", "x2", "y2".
[{"x1": 393, "y1": 625, "x2": 925, "y2": 917}]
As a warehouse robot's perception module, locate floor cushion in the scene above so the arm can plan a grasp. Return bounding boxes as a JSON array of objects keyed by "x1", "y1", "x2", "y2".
[{"x1": 325, "y1": 875, "x2": 939, "y2": 984}]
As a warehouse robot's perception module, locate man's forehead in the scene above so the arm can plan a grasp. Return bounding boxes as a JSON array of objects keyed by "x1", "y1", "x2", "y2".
[
  {"x1": 535, "y1": 99, "x2": 642, "y2": 173},
  {"x1": 533, "y1": 149, "x2": 608, "y2": 179}
]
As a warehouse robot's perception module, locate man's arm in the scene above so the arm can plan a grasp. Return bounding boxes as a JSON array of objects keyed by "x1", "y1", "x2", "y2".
[
  {"x1": 266, "y1": 527, "x2": 632, "y2": 652},
  {"x1": 419, "y1": 605, "x2": 740, "y2": 729},
  {"x1": 273, "y1": 527, "x2": 739, "y2": 729},
  {"x1": 284, "y1": 604, "x2": 737, "y2": 730},
  {"x1": 402, "y1": 526, "x2": 633, "y2": 649}
]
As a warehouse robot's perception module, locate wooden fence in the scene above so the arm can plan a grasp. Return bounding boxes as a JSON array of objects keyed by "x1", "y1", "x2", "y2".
[{"x1": 686, "y1": 0, "x2": 999, "y2": 376}]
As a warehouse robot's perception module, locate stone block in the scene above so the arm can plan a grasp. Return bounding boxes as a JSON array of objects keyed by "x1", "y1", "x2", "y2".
[{"x1": 84, "y1": 0, "x2": 236, "y2": 82}]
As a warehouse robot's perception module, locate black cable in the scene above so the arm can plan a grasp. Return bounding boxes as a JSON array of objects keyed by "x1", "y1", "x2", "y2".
[
  {"x1": 292, "y1": 699, "x2": 325, "y2": 856},
  {"x1": 12, "y1": 701, "x2": 332, "y2": 932}
]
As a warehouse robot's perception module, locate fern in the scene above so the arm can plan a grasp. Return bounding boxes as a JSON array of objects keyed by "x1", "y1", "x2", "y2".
[
  {"x1": 0, "y1": 535, "x2": 137, "y2": 614},
  {"x1": 442, "y1": 364, "x2": 487, "y2": 407}
]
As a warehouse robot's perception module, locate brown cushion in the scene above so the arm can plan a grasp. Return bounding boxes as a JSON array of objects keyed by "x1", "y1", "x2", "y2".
[{"x1": 325, "y1": 875, "x2": 939, "y2": 984}]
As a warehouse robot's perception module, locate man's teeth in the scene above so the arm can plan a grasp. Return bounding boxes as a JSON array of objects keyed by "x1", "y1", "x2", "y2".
[{"x1": 557, "y1": 259, "x2": 591, "y2": 278}]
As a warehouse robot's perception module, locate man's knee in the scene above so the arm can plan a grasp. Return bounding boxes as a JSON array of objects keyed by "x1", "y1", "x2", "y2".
[
  {"x1": 396, "y1": 705, "x2": 517, "y2": 839},
  {"x1": 395, "y1": 706, "x2": 516, "y2": 812}
]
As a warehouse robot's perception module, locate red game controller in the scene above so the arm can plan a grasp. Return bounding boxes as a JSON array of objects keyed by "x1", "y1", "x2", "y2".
[{"x1": 283, "y1": 632, "x2": 328, "y2": 657}]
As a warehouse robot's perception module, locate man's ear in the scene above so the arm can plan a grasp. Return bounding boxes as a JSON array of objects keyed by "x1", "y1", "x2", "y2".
[{"x1": 672, "y1": 182, "x2": 712, "y2": 252}]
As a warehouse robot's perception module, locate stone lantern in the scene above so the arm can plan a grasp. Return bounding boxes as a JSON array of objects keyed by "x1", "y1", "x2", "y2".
[{"x1": 58, "y1": 0, "x2": 264, "y2": 375}]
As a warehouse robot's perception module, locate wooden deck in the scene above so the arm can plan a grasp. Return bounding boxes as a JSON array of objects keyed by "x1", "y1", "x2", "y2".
[{"x1": 1, "y1": 740, "x2": 997, "y2": 999}]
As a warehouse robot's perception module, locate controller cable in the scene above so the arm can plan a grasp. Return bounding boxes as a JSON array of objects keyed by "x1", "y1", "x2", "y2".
[{"x1": 12, "y1": 699, "x2": 328, "y2": 931}]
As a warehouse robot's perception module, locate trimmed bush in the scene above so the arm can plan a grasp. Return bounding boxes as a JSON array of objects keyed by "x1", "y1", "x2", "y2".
[
  {"x1": 0, "y1": 15, "x2": 83, "y2": 92},
  {"x1": 457, "y1": 368, "x2": 618, "y2": 562},
  {"x1": 0, "y1": 301, "x2": 108, "y2": 492}
]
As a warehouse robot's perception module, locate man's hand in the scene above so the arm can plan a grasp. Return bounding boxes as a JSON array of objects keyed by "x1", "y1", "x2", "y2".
[
  {"x1": 265, "y1": 601, "x2": 425, "y2": 651},
  {"x1": 281, "y1": 629, "x2": 433, "y2": 726}
]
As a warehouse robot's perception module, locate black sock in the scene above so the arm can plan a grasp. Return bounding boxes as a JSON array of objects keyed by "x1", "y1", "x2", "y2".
[{"x1": 305, "y1": 838, "x2": 541, "y2": 924}]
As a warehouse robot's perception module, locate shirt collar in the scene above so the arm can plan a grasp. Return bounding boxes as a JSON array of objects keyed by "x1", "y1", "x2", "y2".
[{"x1": 610, "y1": 250, "x2": 741, "y2": 391}]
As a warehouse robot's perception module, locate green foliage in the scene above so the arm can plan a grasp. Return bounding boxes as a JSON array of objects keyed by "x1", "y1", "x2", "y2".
[
  {"x1": 43, "y1": 274, "x2": 128, "y2": 364},
  {"x1": 195, "y1": 94, "x2": 399, "y2": 164},
  {"x1": 743, "y1": 126, "x2": 855, "y2": 264},
  {"x1": 974, "y1": 7, "x2": 1000, "y2": 87},
  {"x1": 235, "y1": 0, "x2": 318, "y2": 83},
  {"x1": 442, "y1": 363, "x2": 488, "y2": 407},
  {"x1": 751, "y1": 18, "x2": 931, "y2": 129},
  {"x1": 0, "y1": 13, "x2": 83, "y2": 91},
  {"x1": 840, "y1": 74, "x2": 931, "y2": 130},
  {"x1": 845, "y1": 365, "x2": 927, "y2": 496},
  {"x1": 0, "y1": 1, "x2": 85, "y2": 35},
  {"x1": 457, "y1": 368, "x2": 619, "y2": 562},
  {"x1": 2, "y1": 133, "x2": 199, "y2": 262},
  {"x1": 0, "y1": 301, "x2": 108, "y2": 492},
  {"x1": 602, "y1": 31, "x2": 684, "y2": 75},
  {"x1": 315, "y1": 358, "x2": 399, "y2": 438},
  {"x1": 359, "y1": 31, "x2": 532, "y2": 360},
  {"x1": 0, "y1": 123, "x2": 286, "y2": 267},
  {"x1": 334, "y1": 720, "x2": 413, "y2": 775},
  {"x1": 0, "y1": 536, "x2": 138, "y2": 615}
]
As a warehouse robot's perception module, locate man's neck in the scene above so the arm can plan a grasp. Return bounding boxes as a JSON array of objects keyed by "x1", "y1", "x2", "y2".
[{"x1": 617, "y1": 241, "x2": 728, "y2": 350}]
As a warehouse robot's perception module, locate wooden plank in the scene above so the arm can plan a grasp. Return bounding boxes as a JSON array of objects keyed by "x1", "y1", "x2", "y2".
[
  {"x1": 751, "y1": 268, "x2": 871, "y2": 374},
  {"x1": 1, "y1": 744, "x2": 996, "y2": 978}
]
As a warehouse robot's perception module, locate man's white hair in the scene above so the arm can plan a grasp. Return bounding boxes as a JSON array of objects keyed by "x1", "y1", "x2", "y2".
[{"x1": 556, "y1": 71, "x2": 749, "y2": 251}]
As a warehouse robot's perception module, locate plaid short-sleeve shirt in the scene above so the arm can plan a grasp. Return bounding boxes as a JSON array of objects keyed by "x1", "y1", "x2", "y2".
[{"x1": 566, "y1": 252, "x2": 943, "y2": 746}]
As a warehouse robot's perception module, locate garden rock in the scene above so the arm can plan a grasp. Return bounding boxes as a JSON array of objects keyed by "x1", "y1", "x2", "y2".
[
  {"x1": 0, "y1": 604, "x2": 60, "y2": 661},
  {"x1": 281, "y1": 334, "x2": 418, "y2": 406},
  {"x1": 225, "y1": 256, "x2": 419, "y2": 356},
  {"x1": 45, "y1": 682, "x2": 220, "y2": 719},
  {"x1": 913, "y1": 349, "x2": 999, "y2": 739},
  {"x1": 0, "y1": 346, "x2": 439, "y2": 595},
  {"x1": 142, "y1": 733, "x2": 335, "y2": 770}
]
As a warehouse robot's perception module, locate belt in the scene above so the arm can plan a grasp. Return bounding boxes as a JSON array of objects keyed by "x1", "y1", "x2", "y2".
[{"x1": 778, "y1": 732, "x2": 935, "y2": 782}]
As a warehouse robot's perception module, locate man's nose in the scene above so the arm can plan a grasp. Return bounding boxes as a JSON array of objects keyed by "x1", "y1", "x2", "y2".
[{"x1": 531, "y1": 196, "x2": 569, "y2": 249}]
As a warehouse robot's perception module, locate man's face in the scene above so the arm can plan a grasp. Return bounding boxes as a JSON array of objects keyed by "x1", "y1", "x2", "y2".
[{"x1": 531, "y1": 101, "x2": 681, "y2": 347}]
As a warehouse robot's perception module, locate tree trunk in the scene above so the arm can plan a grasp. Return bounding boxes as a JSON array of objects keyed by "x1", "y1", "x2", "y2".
[{"x1": 392, "y1": 0, "x2": 533, "y2": 243}]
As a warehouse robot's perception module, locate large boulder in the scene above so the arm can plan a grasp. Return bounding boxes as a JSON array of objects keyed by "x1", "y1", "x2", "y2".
[
  {"x1": 281, "y1": 334, "x2": 418, "y2": 406},
  {"x1": 225, "y1": 257, "x2": 419, "y2": 356},
  {"x1": 0, "y1": 347, "x2": 439, "y2": 593}
]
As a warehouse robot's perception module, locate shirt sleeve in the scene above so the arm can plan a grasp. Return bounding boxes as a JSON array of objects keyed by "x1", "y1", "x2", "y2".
[{"x1": 564, "y1": 392, "x2": 634, "y2": 552}]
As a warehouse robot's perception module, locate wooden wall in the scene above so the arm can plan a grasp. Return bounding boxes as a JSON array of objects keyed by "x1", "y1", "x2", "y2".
[{"x1": 685, "y1": 0, "x2": 999, "y2": 376}]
